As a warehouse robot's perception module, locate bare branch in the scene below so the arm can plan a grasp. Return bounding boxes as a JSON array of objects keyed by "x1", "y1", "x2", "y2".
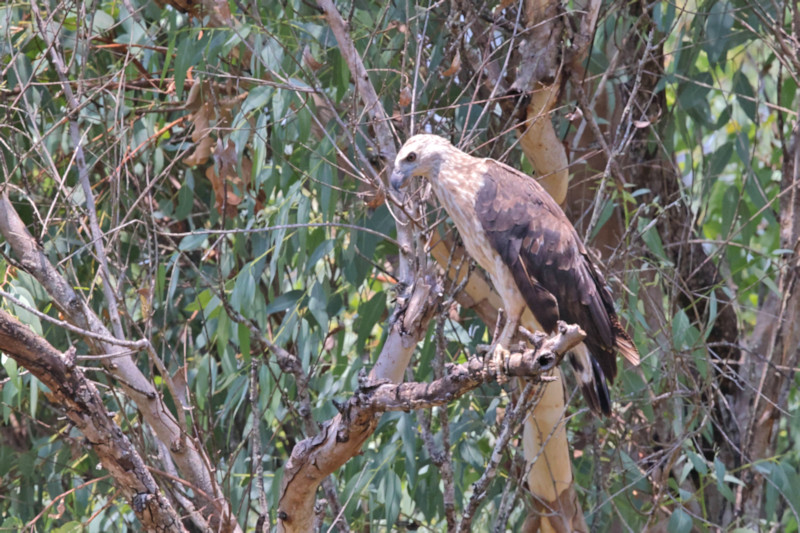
[
  {"x1": 277, "y1": 275, "x2": 440, "y2": 533},
  {"x1": 278, "y1": 318, "x2": 584, "y2": 533},
  {"x1": 0, "y1": 308, "x2": 187, "y2": 532},
  {"x1": 30, "y1": 0, "x2": 126, "y2": 341},
  {"x1": 0, "y1": 193, "x2": 241, "y2": 533},
  {"x1": 359, "y1": 322, "x2": 582, "y2": 413},
  {"x1": 0, "y1": 289, "x2": 149, "y2": 350}
]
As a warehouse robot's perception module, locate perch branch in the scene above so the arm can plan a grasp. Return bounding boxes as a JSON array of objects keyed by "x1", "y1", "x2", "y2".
[
  {"x1": 354, "y1": 322, "x2": 582, "y2": 413},
  {"x1": 278, "y1": 321, "x2": 583, "y2": 533}
]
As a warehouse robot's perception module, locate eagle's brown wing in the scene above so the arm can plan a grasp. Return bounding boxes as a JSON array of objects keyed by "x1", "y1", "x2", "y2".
[{"x1": 475, "y1": 161, "x2": 636, "y2": 388}]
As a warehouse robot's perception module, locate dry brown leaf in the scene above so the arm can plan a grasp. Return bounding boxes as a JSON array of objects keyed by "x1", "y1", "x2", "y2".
[
  {"x1": 364, "y1": 187, "x2": 385, "y2": 209},
  {"x1": 207, "y1": 139, "x2": 251, "y2": 217},
  {"x1": 209, "y1": 0, "x2": 231, "y2": 22},
  {"x1": 303, "y1": 45, "x2": 323, "y2": 71},
  {"x1": 185, "y1": 79, "x2": 203, "y2": 109},
  {"x1": 442, "y1": 49, "x2": 461, "y2": 77},
  {"x1": 184, "y1": 101, "x2": 214, "y2": 166},
  {"x1": 398, "y1": 85, "x2": 412, "y2": 107},
  {"x1": 49, "y1": 499, "x2": 66, "y2": 520}
]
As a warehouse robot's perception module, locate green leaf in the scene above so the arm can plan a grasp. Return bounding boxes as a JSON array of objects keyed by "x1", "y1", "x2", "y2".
[
  {"x1": 382, "y1": 470, "x2": 401, "y2": 528},
  {"x1": 705, "y1": 291, "x2": 718, "y2": 340},
  {"x1": 589, "y1": 199, "x2": 616, "y2": 242},
  {"x1": 780, "y1": 76, "x2": 798, "y2": 111},
  {"x1": 733, "y1": 71, "x2": 756, "y2": 122},
  {"x1": 639, "y1": 218, "x2": 668, "y2": 261},
  {"x1": 174, "y1": 34, "x2": 195, "y2": 99},
  {"x1": 167, "y1": 259, "x2": 180, "y2": 311},
  {"x1": 265, "y1": 290, "x2": 303, "y2": 316},
  {"x1": 308, "y1": 281, "x2": 328, "y2": 328},
  {"x1": 9, "y1": 285, "x2": 42, "y2": 335},
  {"x1": 667, "y1": 507, "x2": 693, "y2": 533},
  {"x1": 687, "y1": 450, "x2": 708, "y2": 475},
  {"x1": 216, "y1": 312, "x2": 231, "y2": 357},
  {"x1": 653, "y1": 1, "x2": 676, "y2": 33},
  {"x1": 178, "y1": 233, "x2": 207, "y2": 251},
  {"x1": 240, "y1": 85, "x2": 272, "y2": 119},
  {"x1": 91, "y1": 11, "x2": 115, "y2": 32},
  {"x1": 714, "y1": 456, "x2": 735, "y2": 503},
  {"x1": 51, "y1": 521, "x2": 82, "y2": 533},
  {"x1": 707, "y1": 142, "x2": 732, "y2": 179},
  {"x1": 705, "y1": 1, "x2": 734, "y2": 64},
  {"x1": 176, "y1": 182, "x2": 194, "y2": 220},
  {"x1": 672, "y1": 310, "x2": 691, "y2": 351},
  {"x1": 677, "y1": 72, "x2": 712, "y2": 110},
  {"x1": 29, "y1": 378, "x2": 38, "y2": 418},
  {"x1": 757, "y1": 460, "x2": 800, "y2": 521},
  {"x1": 231, "y1": 266, "x2": 257, "y2": 312},
  {"x1": 356, "y1": 291, "x2": 386, "y2": 354},
  {"x1": 0, "y1": 518, "x2": 23, "y2": 531},
  {"x1": 238, "y1": 323, "x2": 251, "y2": 362},
  {"x1": 720, "y1": 185, "x2": 739, "y2": 239},
  {"x1": 306, "y1": 239, "x2": 335, "y2": 274},
  {"x1": 334, "y1": 50, "x2": 350, "y2": 102},
  {"x1": 398, "y1": 413, "x2": 417, "y2": 487},
  {"x1": 260, "y1": 38, "x2": 284, "y2": 71}
]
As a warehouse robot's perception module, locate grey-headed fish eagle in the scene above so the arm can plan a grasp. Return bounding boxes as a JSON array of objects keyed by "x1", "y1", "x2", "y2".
[{"x1": 390, "y1": 134, "x2": 639, "y2": 415}]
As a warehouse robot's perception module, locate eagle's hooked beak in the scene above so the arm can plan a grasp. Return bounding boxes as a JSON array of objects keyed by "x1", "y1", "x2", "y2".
[{"x1": 390, "y1": 168, "x2": 409, "y2": 191}]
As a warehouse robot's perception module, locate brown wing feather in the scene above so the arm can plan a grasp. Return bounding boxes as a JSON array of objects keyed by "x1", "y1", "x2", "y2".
[{"x1": 475, "y1": 162, "x2": 635, "y2": 382}]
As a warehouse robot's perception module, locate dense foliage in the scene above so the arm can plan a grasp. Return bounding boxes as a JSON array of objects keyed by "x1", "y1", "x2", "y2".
[{"x1": 0, "y1": 0, "x2": 798, "y2": 531}]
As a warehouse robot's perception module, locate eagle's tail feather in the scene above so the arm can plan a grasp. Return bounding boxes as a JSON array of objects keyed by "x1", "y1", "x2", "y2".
[
  {"x1": 568, "y1": 343, "x2": 611, "y2": 417},
  {"x1": 612, "y1": 317, "x2": 640, "y2": 366},
  {"x1": 589, "y1": 356, "x2": 612, "y2": 416}
]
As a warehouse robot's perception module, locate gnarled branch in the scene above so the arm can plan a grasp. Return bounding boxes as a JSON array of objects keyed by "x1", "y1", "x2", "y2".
[
  {"x1": 278, "y1": 319, "x2": 584, "y2": 533},
  {"x1": 0, "y1": 193, "x2": 240, "y2": 532},
  {"x1": 0, "y1": 309, "x2": 187, "y2": 532}
]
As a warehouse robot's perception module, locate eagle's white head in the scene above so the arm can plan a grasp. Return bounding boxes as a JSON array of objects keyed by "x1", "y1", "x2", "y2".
[{"x1": 390, "y1": 134, "x2": 456, "y2": 190}]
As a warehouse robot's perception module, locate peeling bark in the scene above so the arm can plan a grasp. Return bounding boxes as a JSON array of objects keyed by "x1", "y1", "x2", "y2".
[
  {"x1": 736, "y1": 119, "x2": 800, "y2": 526},
  {"x1": 0, "y1": 309, "x2": 186, "y2": 532},
  {"x1": 510, "y1": 2, "x2": 607, "y2": 529},
  {"x1": 0, "y1": 193, "x2": 239, "y2": 532},
  {"x1": 277, "y1": 277, "x2": 439, "y2": 533}
]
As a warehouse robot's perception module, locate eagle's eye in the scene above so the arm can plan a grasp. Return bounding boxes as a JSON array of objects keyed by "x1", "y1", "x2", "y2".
[{"x1": 405, "y1": 152, "x2": 417, "y2": 163}]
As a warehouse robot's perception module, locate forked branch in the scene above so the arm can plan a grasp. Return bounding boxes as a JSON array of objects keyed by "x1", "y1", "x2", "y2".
[{"x1": 277, "y1": 321, "x2": 584, "y2": 533}]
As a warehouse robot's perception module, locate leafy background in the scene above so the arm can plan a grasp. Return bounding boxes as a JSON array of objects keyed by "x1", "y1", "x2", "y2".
[{"x1": 0, "y1": 0, "x2": 798, "y2": 531}]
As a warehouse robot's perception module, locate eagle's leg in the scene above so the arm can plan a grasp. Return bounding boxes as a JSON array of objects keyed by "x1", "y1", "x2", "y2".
[
  {"x1": 484, "y1": 310, "x2": 521, "y2": 384},
  {"x1": 492, "y1": 299, "x2": 525, "y2": 357},
  {"x1": 490, "y1": 274, "x2": 527, "y2": 355},
  {"x1": 496, "y1": 312, "x2": 520, "y2": 353}
]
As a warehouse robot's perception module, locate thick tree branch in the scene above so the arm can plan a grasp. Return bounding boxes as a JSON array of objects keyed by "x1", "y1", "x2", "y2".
[
  {"x1": 277, "y1": 275, "x2": 439, "y2": 533},
  {"x1": 360, "y1": 322, "x2": 582, "y2": 412},
  {"x1": 0, "y1": 309, "x2": 187, "y2": 532},
  {"x1": 278, "y1": 317, "x2": 584, "y2": 533},
  {"x1": 0, "y1": 193, "x2": 240, "y2": 533},
  {"x1": 738, "y1": 117, "x2": 800, "y2": 526}
]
